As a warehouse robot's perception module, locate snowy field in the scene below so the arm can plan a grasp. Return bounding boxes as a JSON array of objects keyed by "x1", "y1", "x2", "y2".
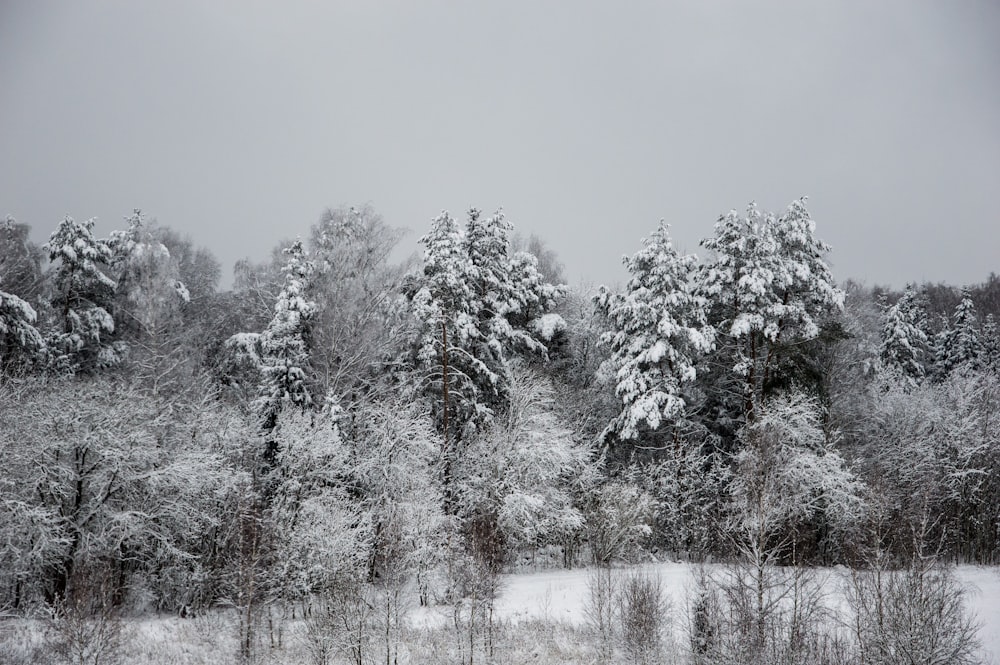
[
  {"x1": 2, "y1": 563, "x2": 997, "y2": 664},
  {"x1": 415, "y1": 562, "x2": 1000, "y2": 662}
]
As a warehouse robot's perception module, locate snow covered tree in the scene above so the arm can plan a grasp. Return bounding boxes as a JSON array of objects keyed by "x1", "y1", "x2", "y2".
[
  {"x1": 407, "y1": 209, "x2": 566, "y2": 516},
  {"x1": 584, "y1": 474, "x2": 658, "y2": 564},
  {"x1": 934, "y1": 290, "x2": 983, "y2": 378},
  {"x1": 408, "y1": 211, "x2": 481, "y2": 437},
  {"x1": 348, "y1": 396, "x2": 447, "y2": 600},
  {"x1": 698, "y1": 199, "x2": 844, "y2": 422},
  {"x1": 847, "y1": 555, "x2": 982, "y2": 665},
  {"x1": 153, "y1": 226, "x2": 221, "y2": 304},
  {"x1": 43, "y1": 216, "x2": 120, "y2": 371},
  {"x1": 731, "y1": 392, "x2": 865, "y2": 567},
  {"x1": 143, "y1": 225, "x2": 223, "y2": 386},
  {"x1": 0, "y1": 285, "x2": 44, "y2": 372},
  {"x1": 107, "y1": 210, "x2": 190, "y2": 338},
  {"x1": 646, "y1": 438, "x2": 732, "y2": 558},
  {"x1": 0, "y1": 216, "x2": 45, "y2": 304},
  {"x1": 102, "y1": 211, "x2": 201, "y2": 394},
  {"x1": 595, "y1": 221, "x2": 714, "y2": 440},
  {"x1": 0, "y1": 216, "x2": 46, "y2": 373},
  {"x1": 0, "y1": 378, "x2": 232, "y2": 609},
  {"x1": 856, "y1": 367, "x2": 1000, "y2": 561},
  {"x1": 307, "y1": 204, "x2": 413, "y2": 402},
  {"x1": 455, "y1": 365, "x2": 592, "y2": 567},
  {"x1": 407, "y1": 208, "x2": 565, "y2": 439},
  {"x1": 982, "y1": 314, "x2": 1000, "y2": 373},
  {"x1": 266, "y1": 403, "x2": 370, "y2": 601},
  {"x1": 444, "y1": 208, "x2": 565, "y2": 423},
  {"x1": 463, "y1": 208, "x2": 563, "y2": 360},
  {"x1": 511, "y1": 232, "x2": 566, "y2": 285},
  {"x1": 406, "y1": 211, "x2": 478, "y2": 516},
  {"x1": 255, "y1": 395, "x2": 446, "y2": 662},
  {"x1": 231, "y1": 248, "x2": 286, "y2": 329},
  {"x1": 541, "y1": 285, "x2": 622, "y2": 448},
  {"x1": 506, "y1": 242, "x2": 565, "y2": 341},
  {"x1": 250, "y1": 239, "x2": 317, "y2": 428},
  {"x1": 950, "y1": 290, "x2": 984, "y2": 368},
  {"x1": 879, "y1": 285, "x2": 930, "y2": 384}
]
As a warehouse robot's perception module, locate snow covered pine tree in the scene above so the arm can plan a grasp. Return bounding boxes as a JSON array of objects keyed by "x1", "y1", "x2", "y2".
[
  {"x1": 44, "y1": 216, "x2": 120, "y2": 371},
  {"x1": 698, "y1": 199, "x2": 844, "y2": 422},
  {"x1": 595, "y1": 221, "x2": 714, "y2": 440}
]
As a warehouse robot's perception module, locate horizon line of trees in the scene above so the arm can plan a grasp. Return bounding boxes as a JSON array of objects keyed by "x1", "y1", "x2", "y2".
[{"x1": 2, "y1": 200, "x2": 998, "y2": 640}]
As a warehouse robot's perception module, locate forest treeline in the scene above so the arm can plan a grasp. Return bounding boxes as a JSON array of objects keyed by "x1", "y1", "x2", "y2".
[{"x1": 1, "y1": 201, "x2": 998, "y2": 659}]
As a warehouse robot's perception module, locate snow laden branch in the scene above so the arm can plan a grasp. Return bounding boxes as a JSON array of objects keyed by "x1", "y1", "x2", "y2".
[
  {"x1": 0, "y1": 378, "x2": 233, "y2": 610},
  {"x1": 0, "y1": 287, "x2": 44, "y2": 369}
]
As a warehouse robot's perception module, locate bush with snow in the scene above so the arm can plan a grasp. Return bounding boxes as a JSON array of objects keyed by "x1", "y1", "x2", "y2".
[{"x1": 456, "y1": 365, "x2": 593, "y2": 567}]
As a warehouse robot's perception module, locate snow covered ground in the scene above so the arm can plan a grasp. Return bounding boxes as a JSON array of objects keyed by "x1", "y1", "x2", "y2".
[
  {"x1": 3, "y1": 562, "x2": 995, "y2": 664},
  {"x1": 414, "y1": 562, "x2": 1000, "y2": 662},
  {"x1": 965, "y1": 566, "x2": 1000, "y2": 661}
]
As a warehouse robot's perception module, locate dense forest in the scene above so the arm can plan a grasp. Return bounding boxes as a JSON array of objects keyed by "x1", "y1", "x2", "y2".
[{"x1": 1, "y1": 200, "x2": 998, "y2": 664}]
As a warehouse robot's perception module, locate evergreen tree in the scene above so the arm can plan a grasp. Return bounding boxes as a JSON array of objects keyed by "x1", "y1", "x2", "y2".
[
  {"x1": 935, "y1": 290, "x2": 983, "y2": 378},
  {"x1": 0, "y1": 217, "x2": 45, "y2": 305},
  {"x1": 0, "y1": 285, "x2": 44, "y2": 372},
  {"x1": 879, "y1": 285, "x2": 929, "y2": 384},
  {"x1": 698, "y1": 199, "x2": 844, "y2": 422},
  {"x1": 508, "y1": 248, "x2": 565, "y2": 339},
  {"x1": 0, "y1": 218, "x2": 45, "y2": 369},
  {"x1": 407, "y1": 209, "x2": 564, "y2": 515},
  {"x1": 408, "y1": 208, "x2": 564, "y2": 436},
  {"x1": 43, "y1": 216, "x2": 120, "y2": 371},
  {"x1": 408, "y1": 211, "x2": 483, "y2": 433},
  {"x1": 982, "y1": 314, "x2": 999, "y2": 373},
  {"x1": 252, "y1": 239, "x2": 317, "y2": 429},
  {"x1": 462, "y1": 208, "x2": 564, "y2": 382},
  {"x1": 595, "y1": 221, "x2": 714, "y2": 440}
]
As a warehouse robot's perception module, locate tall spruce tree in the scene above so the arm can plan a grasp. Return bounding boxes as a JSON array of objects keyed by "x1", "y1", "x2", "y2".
[
  {"x1": 464, "y1": 209, "x2": 562, "y2": 360},
  {"x1": 408, "y1": 211, "x2": 482, "y2": 434},
  {"x1": 407, "y1": 208, "x2": 564, "y2": 512}
]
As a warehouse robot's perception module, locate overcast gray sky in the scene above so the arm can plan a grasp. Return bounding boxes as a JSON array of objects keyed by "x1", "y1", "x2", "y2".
[{"x1": 2, "y1": 1, "x2": 998, "y2": 289}]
